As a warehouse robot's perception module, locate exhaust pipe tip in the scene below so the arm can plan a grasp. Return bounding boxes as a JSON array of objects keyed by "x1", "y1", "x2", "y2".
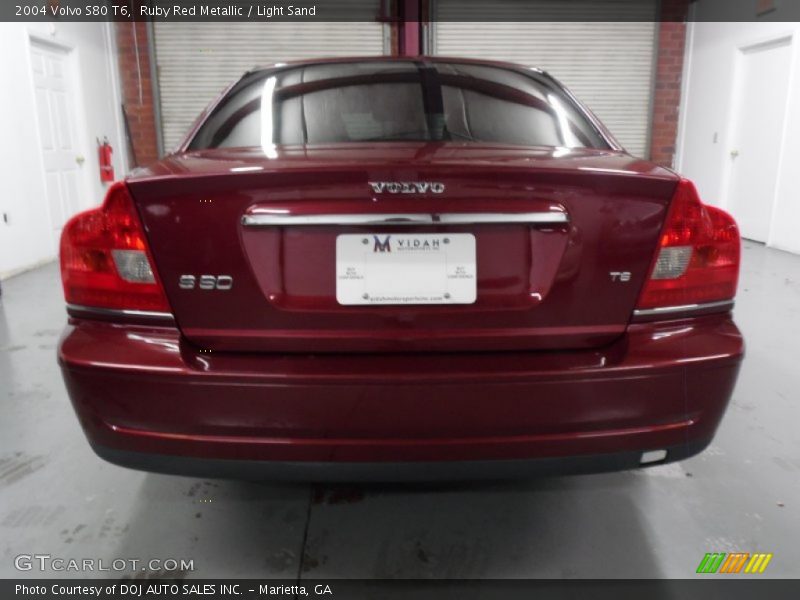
[{"x1": 640, "y1": 449, "x2": 668, "y2": 465}]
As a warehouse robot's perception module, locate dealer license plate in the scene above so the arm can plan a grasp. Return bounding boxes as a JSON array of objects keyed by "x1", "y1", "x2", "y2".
[{"x1": 336, "y1": 233, "x2": 477, "y2": 305}]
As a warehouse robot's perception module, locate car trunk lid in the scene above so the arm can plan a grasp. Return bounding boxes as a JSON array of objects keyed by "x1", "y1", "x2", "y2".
[{"x1": 128, "y1": 144, "x2": 678, "y2": 353}]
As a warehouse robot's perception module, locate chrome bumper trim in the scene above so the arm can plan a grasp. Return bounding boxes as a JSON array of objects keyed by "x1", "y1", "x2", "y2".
[
  {"x1": 633, "y1": 300, "x2": 734, "y2": 318},
  {"x1": 66, "y1": 304, "x2": 175, "y2": 321}
]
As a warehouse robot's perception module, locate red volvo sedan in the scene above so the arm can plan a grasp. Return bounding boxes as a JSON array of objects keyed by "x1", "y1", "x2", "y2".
[{"x1": 58, "y1": 58, "x2": 743, "y2": 480}]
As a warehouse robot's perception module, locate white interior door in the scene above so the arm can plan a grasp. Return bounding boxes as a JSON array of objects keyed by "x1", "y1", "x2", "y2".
[
  {"x1": 725, "y1": 37, "x2": 792, "y2": 243},
  {"x1": 30, "y1": 41, "x2": 85, "y2": 245}
]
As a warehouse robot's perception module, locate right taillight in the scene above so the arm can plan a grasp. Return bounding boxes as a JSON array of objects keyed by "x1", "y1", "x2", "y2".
[{"x1": 636, "y1": 178, "x2": 740, "y2": 311}]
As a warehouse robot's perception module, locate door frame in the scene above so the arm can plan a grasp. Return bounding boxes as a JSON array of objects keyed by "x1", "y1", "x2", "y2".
[
  {"x1": 720, "y1": 31, "x2": 794, "y2": 244},
  {"x1": 25, "y1": 31, "x2": 93, "y2": 249}
]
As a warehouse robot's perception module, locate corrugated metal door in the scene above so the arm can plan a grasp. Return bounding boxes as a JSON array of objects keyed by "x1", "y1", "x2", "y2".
[
  {"x1": 433, "y1": 0, "x2": 658, "y2": 157},
  {"x1": 154, "y1": 19, "x2": 387, "y2": 151}
]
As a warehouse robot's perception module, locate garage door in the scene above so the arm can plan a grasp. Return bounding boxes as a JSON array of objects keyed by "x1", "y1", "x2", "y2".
[
  {"x1": 154, "y1": 20, "x2": 387, "y2": 151},
  {"x1": 433, "y1": 0, "x2": 658, "y2": 157}
]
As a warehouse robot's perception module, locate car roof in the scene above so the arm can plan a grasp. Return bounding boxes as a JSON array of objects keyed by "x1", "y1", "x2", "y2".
[{"x1": 248, "y1": 55, "x2": 547, "y2": 77}]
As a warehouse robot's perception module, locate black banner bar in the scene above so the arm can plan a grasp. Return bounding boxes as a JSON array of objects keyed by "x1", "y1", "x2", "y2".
[
  {"x1": 3, "y1": 0, "x2": 800, "y2": 23},
  {"x1": 5, "y1": 579, "x2": 800, "y2": 600}
]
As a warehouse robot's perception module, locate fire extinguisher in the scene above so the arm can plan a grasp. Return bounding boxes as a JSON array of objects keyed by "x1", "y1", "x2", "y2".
[{"x1": 97, "y1": 136, "x2": 114, "y2": 182}]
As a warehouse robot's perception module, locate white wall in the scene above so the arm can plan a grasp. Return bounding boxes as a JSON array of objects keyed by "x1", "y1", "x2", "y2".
[
  {"x1": 676, "y1": 10, "x2": 800, "y2": 254},
  {"x1": 0, "y1": 22, "x2": 127, "y2": 279}
]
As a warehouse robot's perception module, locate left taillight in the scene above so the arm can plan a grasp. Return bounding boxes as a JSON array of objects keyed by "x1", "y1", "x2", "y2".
[{"x1": 60, "y1": 181, "x2": 171, "y2": 313}]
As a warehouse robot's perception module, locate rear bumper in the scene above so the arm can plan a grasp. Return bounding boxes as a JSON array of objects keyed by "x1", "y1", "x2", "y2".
[
  {"x1": 93, "y1": 440, "x2": 712, "y2": 482},
  {"x1": 58, "y1": 314, "x2": 743, "y2": 480}
]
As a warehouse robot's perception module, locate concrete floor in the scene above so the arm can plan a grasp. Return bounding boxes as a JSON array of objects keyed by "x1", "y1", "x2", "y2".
[{"x1": 1, "y1": 242, "x2": 798, "y2": 579}]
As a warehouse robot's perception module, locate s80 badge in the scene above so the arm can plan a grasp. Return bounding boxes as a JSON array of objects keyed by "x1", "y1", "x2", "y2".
[{"x1": 179, "y1": 274, "x2": 233, "y2": 290}]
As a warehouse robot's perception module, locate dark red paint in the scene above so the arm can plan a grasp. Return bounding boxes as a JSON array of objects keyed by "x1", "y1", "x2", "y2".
[
  {"x1": 60, "y1": 314, "x2": 741, "y2": 464},
  {"x1": 58, "y1": 58, "x2": 743, "y2": 477},
  {"x1": 128, "y1": 145, "x2": 677, "y2": 353}
]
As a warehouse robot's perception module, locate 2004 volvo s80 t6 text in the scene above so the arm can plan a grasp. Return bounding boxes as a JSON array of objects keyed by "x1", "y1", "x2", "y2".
[{"x1": 58, "y1": 58, "x2": 743, "y2": 480}]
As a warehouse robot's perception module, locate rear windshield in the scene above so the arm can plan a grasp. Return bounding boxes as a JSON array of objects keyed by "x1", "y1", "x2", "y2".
[{"x1": 187, "y1": 60, "x2": 609, "y2": 151}]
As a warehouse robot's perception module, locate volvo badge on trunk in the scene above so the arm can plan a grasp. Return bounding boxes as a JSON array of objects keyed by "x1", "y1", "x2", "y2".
[{"x1": 369, "y1": 182, "x2": 445, "y2": 194}]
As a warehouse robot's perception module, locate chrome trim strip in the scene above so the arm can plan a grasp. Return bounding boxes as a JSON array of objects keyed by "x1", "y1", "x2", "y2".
[
  {"x1": 437, "y1": 213, "x2": 567, "y2": 224},
  {"x1": 242, "y1": 212, "x2": 569, "y2": 227},
  {"x1": 66, "y1": 304, "x2": 174, "y2": 320},
  {"x1": 633, "y1": 300, "x2": 734, "y2": 318}
]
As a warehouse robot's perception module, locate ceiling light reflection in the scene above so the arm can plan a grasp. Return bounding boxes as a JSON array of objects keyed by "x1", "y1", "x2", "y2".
[{"x1": 260, "y1": 76, "x2": 278, "y2": 159}]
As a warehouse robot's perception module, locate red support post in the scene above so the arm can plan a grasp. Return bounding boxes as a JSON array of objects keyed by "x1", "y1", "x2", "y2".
[{"x1": 398, "y1": 0, "x2": 421, "y2": 56}]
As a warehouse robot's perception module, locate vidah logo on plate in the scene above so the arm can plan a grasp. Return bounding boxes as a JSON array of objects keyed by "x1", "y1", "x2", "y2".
[{"x1": 373, "y1": 235, "x2": 392, "y2": 253}]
